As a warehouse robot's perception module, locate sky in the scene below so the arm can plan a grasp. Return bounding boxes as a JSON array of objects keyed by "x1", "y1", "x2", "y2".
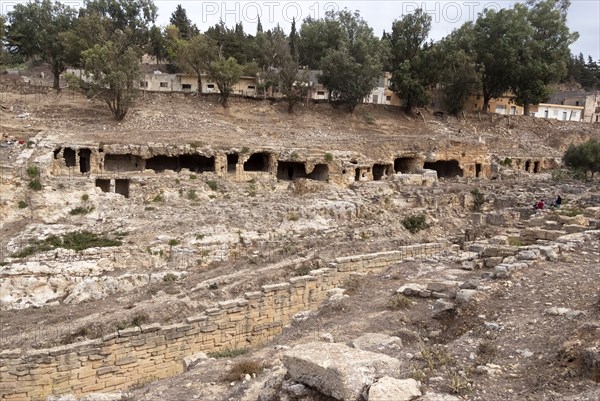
[
  {"x1": 151, "y1": 0, "x2": 600, "y2": 60},
  {"x1": 0, "y1": 0, "x2": 597, "y2": 59}
]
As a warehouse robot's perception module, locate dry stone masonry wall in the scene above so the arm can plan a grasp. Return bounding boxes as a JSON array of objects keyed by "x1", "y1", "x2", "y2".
[{"x1": 0, "y1": 243, "x2": 443, "y2": 401}]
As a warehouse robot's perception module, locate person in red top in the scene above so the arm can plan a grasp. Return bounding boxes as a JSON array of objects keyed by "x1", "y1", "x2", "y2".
[{"x1": 536, "y1": 199, "x2": 545, "y2": 210}]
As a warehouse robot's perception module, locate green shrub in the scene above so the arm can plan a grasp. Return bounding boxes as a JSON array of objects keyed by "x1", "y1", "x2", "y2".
[
  {"x1": 13, "y1": 231, "x2": 122, "y2": 258},
  {"x1": 18, "y1": 201, "x2": 27, "y2": 209},
  {"x1": 26, "y1": 165, "x2": 39, "y2": 178},
  {"x1": 81, "y1": 194, "x2": 89, "y2": 202},
  {"x1": 208, "y1": 282, "x2": 219, "y2": 290},
  {"x1": 69, "y1": 206, "x2": 94, "y2": 215},
  {"x1": 190, "y1": 174, "x2": 197, "y2": 180},
  {"x1": 470, "y1": 188, "x2": 485, "y2": 211},
  {"x1": 324, "y1": 153, "x2": 333, "y2": 162},
  {"x1": 163, "y1": 273, "x2": 178, "y2": 283},
  {"x1": 563, "y1": 139, "x2": 600, "y2": 178},
  {"x1": 500, "y1": 157, "x2": 512, "y2": 167},
  {"x1": 507, "y1": 236, "x2": 523, "y2": 247},
  {"x1": 28, "y1": 179, "x2": 42, "y2": 191},
  {"x1": 187, "y1": 189, "x2": 198, "y2": 200},
  {"x1": 206, "y1": 180, "x2": 218, "y2": 191},
  {"x1": 402, "y1": 214, "x2": 428, "y2": 233}
]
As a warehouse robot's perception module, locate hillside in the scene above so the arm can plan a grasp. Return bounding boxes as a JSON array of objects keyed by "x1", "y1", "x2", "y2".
[{"x1": 0, "y1": 79, "x2": 598, "y2": 401}]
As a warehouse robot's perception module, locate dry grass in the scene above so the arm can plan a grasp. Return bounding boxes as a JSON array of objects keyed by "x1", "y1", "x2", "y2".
[
  {"x1": 386, "y1": 293, "x2": 412, "y2": 310},
  {"x1": 476, "y1": 340, "x2": 498, "y2": 365},
  {"x1": 342, "y1": 275, "x2": 363, "y2": 296},
  {"x1": 223, "y1": 359, "x2": 262, "y2": 382}
]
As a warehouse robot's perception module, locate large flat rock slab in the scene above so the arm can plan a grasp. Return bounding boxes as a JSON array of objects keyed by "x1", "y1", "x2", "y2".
[{"x1": 283, "y1": 342, "x2": 401, "y2": 400}]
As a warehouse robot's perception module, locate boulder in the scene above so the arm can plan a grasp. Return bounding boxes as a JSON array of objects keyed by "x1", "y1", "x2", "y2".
[
  {"x1": 367, "y1": 377, "x2": 421, "y2": 401},
  {"x1": 283, "y1": 342, "x2": 401, "y2": 401},
  {"x1": 455, "y1": 289, "x2": 478, "y2": 304},
  {"x1": 183, "y1": 352, "x2": 208, "y2": 369},
  {"x1": 516, "y1": 249, "x2": 541, "y2": 261},
  {"x1": 351, "y1": 333, "x2": 403, "y2": 356},
  {"x1": 432, "y1": 299, "x2": 456, "y2": 318}
]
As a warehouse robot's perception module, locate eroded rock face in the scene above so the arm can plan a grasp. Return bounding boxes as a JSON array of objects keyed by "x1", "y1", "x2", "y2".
[{"x1": 283, "y1": 342, "x2": 401, "y2": 400}]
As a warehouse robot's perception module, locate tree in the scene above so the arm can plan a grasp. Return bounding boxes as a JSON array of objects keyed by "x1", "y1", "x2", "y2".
[
  {"x1": 289, "y1": 17, "x2": 298, "y2": 61},
  {"x1": 81, "y1": 30, "x2": 141, "y2": 121},
  {"x1": 280, "y1": 57, "x2": 307, "y2": 113},
  {"x1": 563, "y1": 139, "x2": 600, "y2": 178},
  {"x1": 169, "y1": 4, "x2": 196, "y2": 40},
  {"x1": 0, "y1": 15, "x2": 9, "y2": 64},
  {"x1": 297, "y1": 15, "x2": 342, "y2": 69},
  {"x1": 208, "y1": 56, "x2": 243, "y2": 108},
  {"x1": 256, "y1": 16, "x2": 263, "y2": 34},
  {"x1": 512, "y1": 0, "x2": 578, "y2": 114},
  {"x1": 317, "y1": 10, "x2": 382, "y2": 111},
  {"x1": 472, "y1": 7, "x2": 526, "y2": 112},
  {"x1": 435, "y1": 26, "x2": 481, "y2": 115},
  {"x1": 7, "y1": 0, "x2": 76, "y2": 89},
  {"x1": 206, "y1": 21, "x2": 252, "y2": 65},
  {"x1": 82, "y1": 0, "x2": 157, "y2": 47},
  {"x1": 169, "y1": 30, "x2": 217, "y2": 95},
  {"x1": 70, "y1": 0, "x2": 157, "y2": 119},
  {"x1": 147, "y1": 25, "x2": 167, "y2": 65},
  {"x1": 388, "y1": 9, "x2": 433, "y2": 113},
  {"x1": 61, "y1": 0, "x2": 157, "y2": 70}
]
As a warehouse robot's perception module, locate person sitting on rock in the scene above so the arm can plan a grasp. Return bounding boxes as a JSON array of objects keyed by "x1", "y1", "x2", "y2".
[
  {"x1": 551, "y1": 195, "x2": 562, "y2": 208},
  {"x1": 536, "y1": 199, "x2": 545, "y2": 210}
]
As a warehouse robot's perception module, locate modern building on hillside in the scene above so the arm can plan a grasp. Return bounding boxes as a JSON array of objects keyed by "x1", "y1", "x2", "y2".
[
  {"x1": 465, "y1": 93, "x2": 524, "y2": 115},
  {"x1": 545, "y1": 90, "x2": 600, "y2": 123},
  {"x1": 529, "y1": 103, "x2": 584, "y2": 121}
]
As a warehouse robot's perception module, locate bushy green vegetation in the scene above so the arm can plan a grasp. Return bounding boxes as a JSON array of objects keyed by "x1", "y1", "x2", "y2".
[
  {"x1": 402, "y1": 214, "x2": 428, "y2": 233},
  {"x1": 563, "y1": 139, "x2": 600, "y2": 178},
  {"x1": 13, "y1": 231, "x2": 123, "y2": 258},
  {"x1": 470, "y1": 188, "x2": 485, "y2": 211},
  {"x1": 69, "y1": 206, "x2": 94, "y2": 215}
]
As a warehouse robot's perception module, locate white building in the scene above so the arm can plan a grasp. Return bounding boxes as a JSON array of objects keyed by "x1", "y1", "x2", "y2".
[{"x1": 530, "y1": 103, "x2": 584, "y2": 122}]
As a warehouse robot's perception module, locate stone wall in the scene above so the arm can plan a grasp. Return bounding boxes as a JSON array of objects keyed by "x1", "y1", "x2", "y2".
[{"x1": 0, "y1": 243, "x2": 444, "y2": 401}]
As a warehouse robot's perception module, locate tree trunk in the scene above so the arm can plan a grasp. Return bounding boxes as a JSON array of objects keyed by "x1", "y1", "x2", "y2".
[
  {"x1": 523, "y1": 103, "x2": 530, "y2": 116},
  {"x1": 197, "y1": 73, "x2": 202, "y2": 99},
  {"x1": 482, "y1": 93, "x2": 491, "y2": 113},
  {"x1": 53, "y1": 73, "x2": 60, "y2": 91}
]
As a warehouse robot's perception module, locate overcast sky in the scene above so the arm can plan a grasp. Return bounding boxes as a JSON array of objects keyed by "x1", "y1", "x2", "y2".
[{"x1": 152, "y1": 0, "x2": 599, "y2": 60}]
